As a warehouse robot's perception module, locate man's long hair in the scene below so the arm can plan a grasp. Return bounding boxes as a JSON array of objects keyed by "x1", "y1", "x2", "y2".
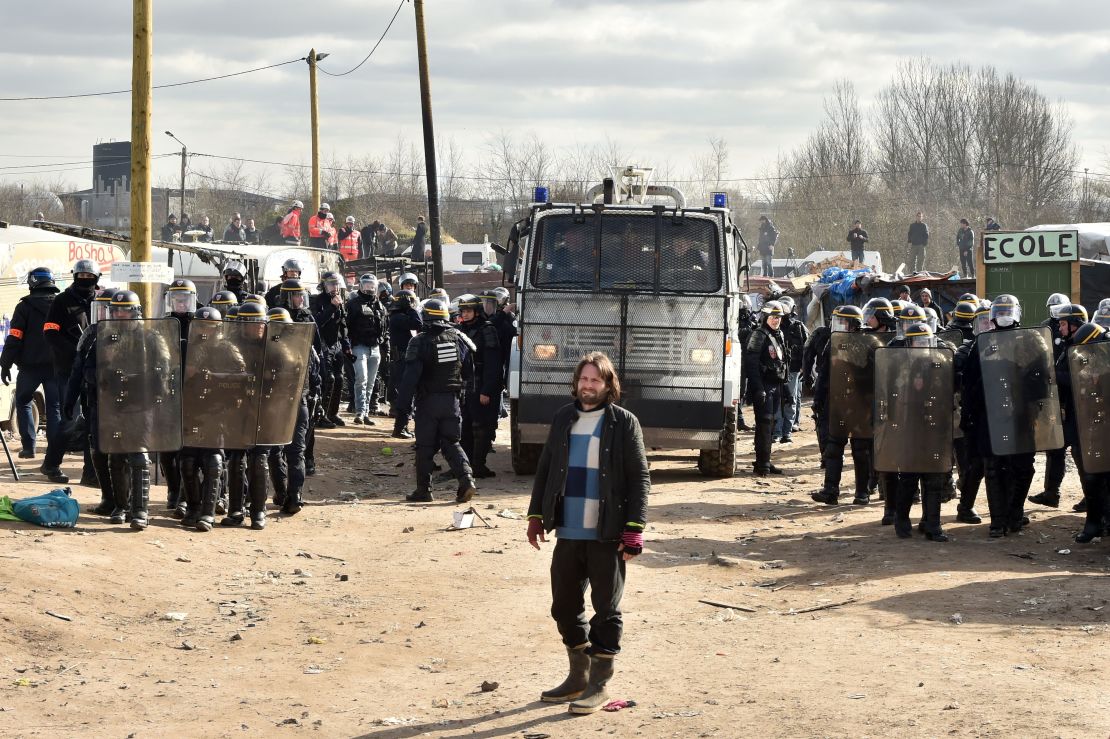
[{"x1": 571, "y1": 352, "x2": 621, "y2": 405}]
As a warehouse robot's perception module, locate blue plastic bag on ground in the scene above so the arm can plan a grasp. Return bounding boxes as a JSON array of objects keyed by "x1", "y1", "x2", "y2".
[{"x1": 11, "y1": 488, "x2": 80, "y2": 528}]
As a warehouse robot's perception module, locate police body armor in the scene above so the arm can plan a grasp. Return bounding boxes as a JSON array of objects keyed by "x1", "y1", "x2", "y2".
[
  {"x1": 977, "y1": 326, "x2": 1064, "y2": 456},
  {"x1": 96, "y1": 319, "x2": 183, "y2": 454},
  {"x1": 872, "y1": 346, "x2": 954, "y2": 474},
  {"x1": 827, "y1": 331, "x2": 883, "y2": 440},
  {"x1": 415, "y1": 327, "x2": 471, "y2": 395},
  {"x1": 1067, "y1": 341, "x2": 1110, "y2": 473}
]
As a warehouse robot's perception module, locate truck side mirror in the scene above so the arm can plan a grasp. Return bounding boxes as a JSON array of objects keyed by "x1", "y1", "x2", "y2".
[{"x1": 490, "y1": 242, "x2": 508, "y2": 255}]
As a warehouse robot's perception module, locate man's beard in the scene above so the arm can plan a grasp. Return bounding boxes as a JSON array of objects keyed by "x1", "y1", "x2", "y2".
[{"x1": 578, "y1": 388, "x2": 603, "y2": 405}]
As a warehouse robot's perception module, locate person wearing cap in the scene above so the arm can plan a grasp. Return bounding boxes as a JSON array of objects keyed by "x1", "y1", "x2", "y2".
[
  {"x1": 280, "y1": 201, "x2": 304, "y2": 245},
  {"x1": 0, "y1": 268, "x2": 68, "y2": 482},
  {"x1": 916, "y1": 287, "x2": 943, "y2": 325},
  {"x1": 338, "y1": 216, "x2": 362, "y2": 262},
  {"x1": 161, "y1": 214, "x2": 180, "y2": 243},
  {"x1": 308, "y1": 204, "x2": 334, "y2": 250},
  {"x1": 223, "y1": 213, "x2": 246, "y2": 243},
  {"x1": 744, "y1": 299, "x2": 789, "y2": 476}
]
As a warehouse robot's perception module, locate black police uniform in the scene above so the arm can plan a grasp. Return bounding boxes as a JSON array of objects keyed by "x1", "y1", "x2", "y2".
[
  {"x1": 736, "y1": 307, "x2": 759, "y2": 430},
  {"x1": 388, "y1": 303, "x2": 423, "y2": 431},
  {"x1": 951, "y1": 334, "x2": 984, "y2": 523},
  {"x1": 285, "y1": 306, "x2": 324, "y2": 476},
  {"x1": 396, "y1": 320, "x2": 477, "y2": 500},
  {"x1": 160, "y1": 312, "x2": 191, "y2": 516},
  {"x1": 460, "y1": 313, "x2": 502, "y2": 476},
  {"x1": 802, "y1": 325, "x2": 831, "y2": 456},
  {"x1": 811, "y1": 329, "x2": 874, "y2": 505},
  {"x1": 1036, "y1": 316, "x2": 1069, "y2": 505},
  {"x1": 744, "y1": 319, "x2": 788, "y2": 475},
  {"x1": 778, "y1": 312, "x2": 809, "y2": 439},
  {"x1": 65, "y1": 326, "x2": 116, "y2": 513},
  {"x1": 311, "y1": 291, "x2": 351, "y2": 425},
  {"x1": 269, "y1": 346, "x2": 321, "y2": 513}
]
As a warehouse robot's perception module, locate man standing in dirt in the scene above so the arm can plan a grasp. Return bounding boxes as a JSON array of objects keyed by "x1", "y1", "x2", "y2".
[
  {"x1": 907, "y1": 211, "x2": 929, "y2": 272},
  {"x1": 526, "y1": 352, "x2": 649, "y2": 715}
]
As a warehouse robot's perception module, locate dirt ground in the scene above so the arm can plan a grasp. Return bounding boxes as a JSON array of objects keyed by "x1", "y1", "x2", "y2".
[{"x1": 0, "y1": 412, "x2": 1107, "y2": 739}]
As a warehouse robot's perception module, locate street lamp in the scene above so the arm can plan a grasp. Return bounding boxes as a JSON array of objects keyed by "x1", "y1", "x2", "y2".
[{"x1": 165, "y1": 130, "x2": 187, "y2": 228}]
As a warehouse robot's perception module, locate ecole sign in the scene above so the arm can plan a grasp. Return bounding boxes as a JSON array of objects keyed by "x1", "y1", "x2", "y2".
[{"x1": 982, "y1": 230, "x2": 1080, "y2": 265}]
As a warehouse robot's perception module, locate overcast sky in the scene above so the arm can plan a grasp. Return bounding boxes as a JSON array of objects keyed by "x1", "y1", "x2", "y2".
[{"x1": 2, "y1": 0, "x2": 1109, "y2": 197}]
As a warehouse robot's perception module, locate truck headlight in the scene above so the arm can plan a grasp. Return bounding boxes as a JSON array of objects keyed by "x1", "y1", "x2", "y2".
[
  {"x1": 532, "y1": 344, "x2": 557, "y2": 360},
  {"x1": 690, "y1": 348, "x2": 714, "y2": 364}
]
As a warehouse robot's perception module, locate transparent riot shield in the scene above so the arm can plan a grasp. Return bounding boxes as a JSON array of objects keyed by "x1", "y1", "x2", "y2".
[
  {"x1": 254, "y1": 322, "x2": 314, "y2": 446},
  {"x1": 873, "y1": 347, "x2": 954, "y2": 473},
  {"x1": 937, "y1": 329, "x2": 965, "y2": 347},
  {"x1": 1068, "y1": 342, "x2": 1110, "y2": 473},
  {"x1": 181, "y1": 321, "x2": 267, "y2": 449},
  {"x1": 828, "y1": 332, "x2": 884, "y2": 440},
  {"x1": 977, "y1": 326, "x2": 1064, "y2": 456},
  {"x1": 96, "y1": 319, "x2": 182, "y2": 454}
]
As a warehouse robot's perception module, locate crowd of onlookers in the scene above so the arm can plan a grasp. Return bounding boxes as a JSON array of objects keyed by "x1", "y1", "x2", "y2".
[{"x1": 160, "y1": 201, "x2": 427, "y2": 261}]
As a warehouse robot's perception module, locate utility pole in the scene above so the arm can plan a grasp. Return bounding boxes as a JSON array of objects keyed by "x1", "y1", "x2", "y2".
[
  {"x1": 414, "y1": 0, "x2": 443, "y2": 288},
  {"x1": 130, "y1": 0, "x2": 153, "y2": 311},
  {"x1": 308, "y1": 49, "x2": 328, "y2": 213}
]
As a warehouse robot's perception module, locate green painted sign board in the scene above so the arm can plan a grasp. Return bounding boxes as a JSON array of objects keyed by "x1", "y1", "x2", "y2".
[{"x1": 978, "y1": 230, "x2": 1080, "y2": 316}]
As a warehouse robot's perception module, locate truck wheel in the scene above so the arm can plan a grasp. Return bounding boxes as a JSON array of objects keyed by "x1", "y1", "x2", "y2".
[
  {"x1": 510, "y1": 400, "x2": 542, "y2": 475},
  {"x1": 698, "y1": 406, "x2": 738, "y2": 478}
]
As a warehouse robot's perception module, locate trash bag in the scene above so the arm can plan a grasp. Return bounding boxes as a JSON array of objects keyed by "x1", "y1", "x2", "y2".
[{"x1": 11, "y1": 488, "x2": 80, "y2": 528}]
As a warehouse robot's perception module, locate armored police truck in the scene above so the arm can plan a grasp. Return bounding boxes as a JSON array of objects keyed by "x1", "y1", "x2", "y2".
[{"x1": 507, "y1": 167, "x2": 748, "y2": 477}]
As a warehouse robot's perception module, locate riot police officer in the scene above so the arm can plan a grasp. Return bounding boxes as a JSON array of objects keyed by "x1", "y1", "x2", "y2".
[
  {"x1": 210, "y1": 290, "x2": 239, "y2": 313},
  {"x1": 457, "y1": 294, "x2": 502, "y2": 477},
  {"x1": 160, "y1": 279, "x2": 198, "y2": 518},
  {"x1": 265, "y1": 258, "x2": 304, "y2": 308},
  {"x1": 220, "y1": 261, "x2": 251, "y2": 304},
  {"x1": 775, "y1": 296, "x2": 808, "y2": 443},
  {"x1": 389, "y1": 289, "x2": 422, "y2": 438},
  {"x1": 312, "y1": 271, "x2": 352, "y2": 428},
  {"x1": 395, "y1": 298, "x2": 478, "y2": 503},
  {"x1": 811, "y1": 305, "x2": 872, "y2": 505},
  {"x1": 279, "y1": 279, "x2": 324, "y2": 477},
  {"x1": 744, "y1": 300, "x2": 789, "y2": 476},
  {"x1": 178, "y1": 306, "x2": 225, "y2": 531},
  {"x1": 1029, "y1": 293, "x2": 1074, "y2": 509},
  {"x1": 737, "y1": 294, "x2": 758, "y2": 431},
  {"x1": 951, "y1": 300, "x2": 989, "y2": 524},
  {"x1": 398, "y1": 272, "x2": 420, "y2": 294}
]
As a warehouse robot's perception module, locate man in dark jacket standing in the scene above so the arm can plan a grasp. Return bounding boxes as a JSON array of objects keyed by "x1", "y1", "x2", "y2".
[
  {"x1": 756, "y1": 215, "x2": 779, "y2": 277},
  {"x1": 0, "y1": 267, "x2": 68, "y2": 482},
  {"x1": 907, "y1": 211, "x2": 929, "y2": 272},
  {"x1": 412, "y1": 216, "x2": 427, "y2": 258},
  {"x1": 956, "y1": 218, "x2": 975, "y2": 278},
  {"x1": 846, "y1": 220, "x2": 868, "y2": 263},
  {"x1": 745, "y1": 300, "x2": 789, "y2": 475},
  {"x1": 526, "y1": 352, "x2": 648, "y2": 715}
]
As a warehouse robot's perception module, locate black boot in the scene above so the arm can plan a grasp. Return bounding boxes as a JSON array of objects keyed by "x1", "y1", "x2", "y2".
[
  {"x1": 456, "y1": 477, "x2": 477, "y2": 504},
  {"x1": 108, "y1": 455, "x2": 130, "y2": 524},
  {"x1": 568, "y1": 654, "x2": 615, "y2": 715},
  {"x1": 893, "y1": 477, "x2": 914, "y2": 539},
  {"x1": 128, "y1": 461, "x2": 150, "y2": 531},
  {"x1": 1075, "y1": 489, "x2": 1107, "y2": 543},
  {"x1": 880, "y1": 475, "x2": 896, "y2": 526},
  {"x1": 752, "y1": 418, "x2": 773, "y2": 475},
  {"x1": 983, "y1": 458, "x2": 1008, "y2": 537},
  {"x1": 248, "y1": 454, "x2": 269, "y2": 530},
  {"x1": 540, "y1": 644, "x2": 590, "y2": 703},
  {"x1": 956, "y1": 482, "x2": 981, "y2": 523},
  {"x1": 922, "y1": 483, "x2": 948, "y2": 542},
  {"x1": 811, "y1": 488, "x2": 839, "y2": 505},
  {"x1": 406, "y1": 487, "x2": 433, "y2": 502},
  {"x1": 220, "y1": 459, "x2": 246, "y2": 527},
  {"x1": 1028, "y1": 490, "x2": 1059, "y2": 508}
]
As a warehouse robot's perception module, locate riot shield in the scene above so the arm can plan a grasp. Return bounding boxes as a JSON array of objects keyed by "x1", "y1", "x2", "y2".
[
  {"x1": 937, "y1": 329, "x2": 965, "y2": 347},
  {"x1": 181, "y1": 321, "x2": 267, "y2": 449},
  {"x1": 873, "y1": 347, "x2": 954, "y2": 473},
  {"x1": 977, "y1": 326, "x2": 1064, "y2": 455},
  {"x1": 1068, "y1": 342, "x2": 1110, "y2": 473},
  {"x1": 96, "y1": 319, "x2": 182, "y2": 454},
  {"x1": 828, "y1": 332, "x2": 884, "y2": 440},
  {"x1": 254, "y1": 322, "x2": 314, "y2": 446}
]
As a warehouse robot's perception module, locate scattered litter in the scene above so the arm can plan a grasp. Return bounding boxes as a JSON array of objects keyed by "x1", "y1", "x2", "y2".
[
  {"x1": 1056, "y1": 549, "x2": 1071, "y2": 555},
  {"x1": 602, "y1": 699, "x2": 636, "y2": 711},
  {"x1": 848, "y1": 693, "x2": 866, "y2": 700},
  {"x1": 481, "y1": 549, "x2": 504, "y2": 554},
  {"x1": 402, "y1": 526, "x2": 414, "y2": 533},
  {"x1": 496, "y1": 509, "x2": 521, "y2": 520},
  {"x1": 230, "y1": 633, "x2": 243, "y2": 642},
  {"x1": 293, "y1": 569, "x2": 312, "y2": 577},
  {"x1": 373, "y1": 717, "x2": 417, "y2": 727},
  {"x1": 783, "y1": 598, "x2": 857, "y2": 615},
  {"x1": 381, "y1": 447, "x2": 394, "y2": 456},
  {"x1": 45, "y1": 610, "x2": 72, "y2": 622},
  {"x1": 944, "y1": 702, "x2": 959, "y2": 710},
  {"x1": 450, "y1": 511, "x2": 475, "y2": 530},
  {"x1": 306, "y1": 636, "x2": 326, "y2": 645},
  {"x1": 415, "y1": 621, "x2": 426, "y2": 629},
  {"x1": 653, "y1": 710, "x2": 701, "y2": 718},
  {"x1": 336, "y1": 574, "x2": 349, "y2": 582},
  {"x1": 949, "y1": 613, "x2": 964, "y2": 625},
  {"x1": 480, "y1": 680, "x2": 499, "y2": 692},
  {"x1": 175, "y1": 556, "x2": 191, "y2": 563},
  {"x1": 147, "y1": 539, "x2": 165, "y2": 549},
  {"x1": 12, "y1": 678, "x2": 33, "y2": 687},
  {"x1": 761, "y1": 560, "x2": 786, "y2": 570},
  {"x1": 179, "y1": 641, "x2": 196, "y2": 651},
  {"x1": 522, "y1": 733, "x2": 551, "y2": 739},
  {"x1": 1013, "y1": 664, "x2": 1032, "y2": 671},
  {"x1": 163, "y1": 612, "x2": 187, "y2": 622},
  {"x1": 303, "y1": 666, "x2": 324, "y2": 674}
]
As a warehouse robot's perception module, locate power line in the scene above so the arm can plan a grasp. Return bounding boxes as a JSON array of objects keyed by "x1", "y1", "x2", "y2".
[
  {"x1": 0, "y1": 58, "x2": 306, "y2": 102},
  {"x1": 0, "y1": 154, "x2": 175, "y2": 171},
  {"x1": 318, "y1": 0, "x2": 409, "y2": 77}
]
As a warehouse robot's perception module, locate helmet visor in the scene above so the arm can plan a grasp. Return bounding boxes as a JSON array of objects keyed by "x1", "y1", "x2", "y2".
[
  {"x1": 164, "y1": 291, "x2": 197, "y2": 316},
  {"x1": 909, "y1": 335, "x2": 937, "y2": 349}
]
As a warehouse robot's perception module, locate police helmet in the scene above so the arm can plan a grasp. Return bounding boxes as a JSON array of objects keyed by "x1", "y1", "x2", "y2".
[
  {"x1": 958, "y1": 292, "x2": 979, "y2": 304},
  {"x1": 193, "y1": 306, "x2": 222, "y2": 323},
  {"x1": 778, "y1": 295, "x2": 796, "y2": 315},
  {"x1": 292, "y1": 200, "x2": 304, "y2": 209},
  {"x1": 280, "y1": 279, "x2": 309, "y2": 309},
  {"x1": 27, "y1": 266, "x2": 56, "y2": 291},
  {"x1": 281, "y1": 258, "x2": 303, "y2": 278},
  {"x1": 890, "y1": 299, "x2": 908, "y2": 316},
  {"x1": 393, "y1": 289, "x2": 418, "y2": 311},
  {"x1": 905, "y1": 321, "x2": 936, "y2": 348},
  {"x1": 210, "y1": 290, "x2": 238, "y2": 308},
  {"x1": 949, "y1": 300, "x2": 978, "y2": 328},
  {"x1": 267, "y1": 307, "x2": 293, "y2": 323},
  {"x1": 109, "y1": 289, "x2": 143, "y2": 319},
  {"x1": 320, "y1": 203, "x2": 331, "y2": 212},
  {"x1": 244, "y1": 293, "x2": 265, "y2": 304},
  {"x1": 1058, "y1": 303, "x2": 1088, "y2": 330},
  {"x1": 377, "y1": 282, "x2": 393, "y2": 297},
  {"x1": 428, "y1": 287, "x2": 450, "y2": 302},
  {"x1": 72, "y1": 258, "x2": 99, "y2": 278},
  {"x1": 830, "y1": 304, "x2": 863, "y2": 333},
  {"x1": 358, "y1": 274, "x2": 378, "y2": 293},
  {"x1": 91, "y1": 288, "x2": 114, "y2": 324},
  {"x1": 896, "y1": 304, "x2": 926, "y2": 340},
  {"x1": 457, "y1": 293, "x2": 481, "y2": 319},
  {"x1": 398, "y1": 272, "x2": 419, "y2": 289},
  {"x1": 990, "y1": 294, "x2": 1021, "y2": 328},
  {"x1": 761, "y1": 300, "x2": 784, "y2": 318},
  {"x1": 862, "y1": 297, "x2": 895, "y2": 329},
  {"x1": 492, "y1": 286, "x2": 510, "y2": 307},
  {"x1": 421, "y1": 298, "x2": 450, "y2": 324},
  {"x1": 738, "y1": 294, "x2": 753, "y2": 312},
  {"x1": 1045, "y1": 292, "x2": 1070, "y2": 319},
  {"x1": 1095, "y1": 305, "x2": 1110, "y2": 329},
  {"x1": 164, "y1": 278, "x2": 198, "y2": 315},
  {"x1": 225, "y1": 305, "x2": 240, "y2": 321},
  {"x1": 222, "y1": 260, "x2": 246, "y2": 280},
  {"x1": 478, "y1": 290, "x2": 501, "y2": 317},
  {"x1": 320, "y1": 271, "x2": 342, "y2": 294},
  {"x1": 1074, "y1": 322, "x2": 1107, "y2": 346},
  {"x1": 1099, "y1": 298, "x2": 1110, "y2": 312},
  {"x1": 237, "y1": 302, "x2": 268, "y2": 322},
  {"x1": 922, "y1": 306, "x2": 939, "y2": 333}
]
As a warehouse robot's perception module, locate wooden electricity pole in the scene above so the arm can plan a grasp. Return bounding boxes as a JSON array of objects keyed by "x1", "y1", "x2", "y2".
[
  {"x1": 308, "y1": 49, "x2": 322, "y2": 213},
  {"x1": 129, "y1": 0, "x2": 154, "y2": 311},
  {"x1": 414, "y1": 0, "x2": 443, "y2": 287}
]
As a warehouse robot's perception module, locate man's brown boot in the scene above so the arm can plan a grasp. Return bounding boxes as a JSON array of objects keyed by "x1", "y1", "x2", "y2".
[
  {"x1": 568, "y1": 653, "x2": 615, "y2": 714},
  {"x1": 540, "y1": 644, "x2": 590, "y2": 703}
]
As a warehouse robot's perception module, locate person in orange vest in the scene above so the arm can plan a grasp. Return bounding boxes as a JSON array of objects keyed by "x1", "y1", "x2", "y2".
[
  {"x1": 326, "y1": 212, "x2": 339, "y2": 250},
  {"x1": 280, "y1": 200, "x2": 304, "y2": 244},
  {"x1": 308, "y1": 203, "x2": 334, "y2": 250},
  {"x1": 338, "y1": 216, "x2": 362, "y2": 262}
]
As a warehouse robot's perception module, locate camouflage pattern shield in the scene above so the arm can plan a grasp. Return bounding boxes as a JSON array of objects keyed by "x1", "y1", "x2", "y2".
[
  {"x1": 872, "y1": 347, "x2": 954, "y2": 473},
  {"x1": 254, "y1": 322, "x2": 314, "y2": 446},
  {"x1": 181, "y1": 321, "x2": 267, "y2": 449},
  {"x1": 96, "y1": 319, "x2": 182, "y2": 454},
  {"x1": 828, "y1": 331, "x2": 884, "y2": 440},
  {"x1": 977, "y1": 326, "x2": 1064, "y2": 455},
  {"x1": 1067, "y1": 342, "x2": 1110, "y2": 473}
]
